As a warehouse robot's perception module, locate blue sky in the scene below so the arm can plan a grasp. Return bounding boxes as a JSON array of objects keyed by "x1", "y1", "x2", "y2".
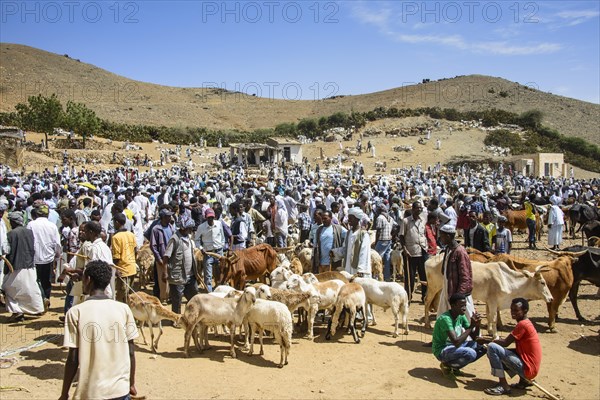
[{"x1": 1, "y1": 1, "x2": 599, "y2": 103}]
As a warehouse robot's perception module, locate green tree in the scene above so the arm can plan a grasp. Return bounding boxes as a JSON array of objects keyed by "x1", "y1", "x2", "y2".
[
  {"x1": 63, "y1": 101, "x2": 101, "y2": 147},
  {"x1": 297, "y1": 118, "x2": 318, "y2": 138},
  {"x1": 519, "y1": 110, "x2": 543, "y2": 130},
  {"x1": 15, "y1": 94, "x2": 64, "y2": 149}
]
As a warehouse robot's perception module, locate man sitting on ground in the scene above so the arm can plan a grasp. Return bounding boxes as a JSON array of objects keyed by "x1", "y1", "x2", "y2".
[
  {"x1": 479, "y1": 298, "x2": 542, "y2": 396},
  {"x1": 432, "y1": 293, "x2": 485, "y2": 378}
]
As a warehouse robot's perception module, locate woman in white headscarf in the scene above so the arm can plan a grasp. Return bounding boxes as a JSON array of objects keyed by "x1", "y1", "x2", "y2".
[{"x1": 547, "y1": 197, "x2": 565, "y2": 250}]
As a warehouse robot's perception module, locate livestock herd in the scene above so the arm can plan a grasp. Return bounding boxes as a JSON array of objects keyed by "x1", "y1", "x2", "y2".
[{"x1": 127, "y1": 229, "x2": 600, "y2": 369}]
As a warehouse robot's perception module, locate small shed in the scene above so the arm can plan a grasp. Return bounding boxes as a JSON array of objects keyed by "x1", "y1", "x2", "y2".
[
  {"x1": 229, "y1": 143, "x2": 279, "y2": 166},
  {"x1": 0, "y1": 127, "x2": 25, "y2": 168},
  {"x1": 512, "y1": 153, "x2": 568, "y2": 177},
  {"x1": 267, "y1": 137, "x2": 303, "y2": 163}
]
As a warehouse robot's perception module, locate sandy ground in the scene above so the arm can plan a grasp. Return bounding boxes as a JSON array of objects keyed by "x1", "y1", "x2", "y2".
[{"x1": 1, "y1": 232, "x2": 599, "y2": 400}]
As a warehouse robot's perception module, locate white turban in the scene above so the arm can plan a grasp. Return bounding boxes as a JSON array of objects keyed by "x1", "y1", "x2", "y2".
[{"x1": 347, "y1": 207, "x2": 364, "y2": 220}]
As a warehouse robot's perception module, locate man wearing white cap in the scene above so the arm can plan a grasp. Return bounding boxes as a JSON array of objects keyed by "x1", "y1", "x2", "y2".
[
  {"x1": 330, "y1": 207, "x2": 371, "y2": 277},
  {"x1": 438, "y1": 224, "x2": 474, "y2": 318}
]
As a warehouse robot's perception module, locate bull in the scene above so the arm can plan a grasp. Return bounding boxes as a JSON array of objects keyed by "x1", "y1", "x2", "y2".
[
  {"x1": 424, "y1": 257, "x2": 553, "y2": 337},
  {"x1": 582, "y1": 221, "x2": 600, "y2": 245},
  {"x1": 549, "y1": 246, "x2": 600, "y2": 322},
  {"x1": 466, "y1": 249, "x2": 584, "y2": 331},
  {"x1": 568, "y1": 203, "x2": 600, "y2": 240},
  {"x1": 207, "y1": 244, "x2": 279, "y2": 290}
]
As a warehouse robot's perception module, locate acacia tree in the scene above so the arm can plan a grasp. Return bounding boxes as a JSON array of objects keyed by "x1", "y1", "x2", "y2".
[{"x1": 15, "y1": 94, "x2": 64, "y2": 149}]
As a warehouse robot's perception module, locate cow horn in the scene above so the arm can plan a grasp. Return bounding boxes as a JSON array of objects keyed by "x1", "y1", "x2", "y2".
[
  {"x1": 544, "y1": 247, "x2": 587, "y2": 257},
  {"x1": 534, "y1": 265, "x2": 551, "y2": 274},
  {"x1": 204, "y1": 252, "x2": 223, "y2": 259},
  {"x1": 274, "y1": 246, "x2": 293, "y2": 253}
]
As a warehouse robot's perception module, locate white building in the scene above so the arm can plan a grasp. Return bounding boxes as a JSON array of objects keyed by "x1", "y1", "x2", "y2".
[{"x1": 266, "y1": 137, "x2": 303, "y2": 163}]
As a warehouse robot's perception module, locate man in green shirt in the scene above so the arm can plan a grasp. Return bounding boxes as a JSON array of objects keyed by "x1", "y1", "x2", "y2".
[{"x1": 432, "y1": 293, "x2": 485, "y2": 378}]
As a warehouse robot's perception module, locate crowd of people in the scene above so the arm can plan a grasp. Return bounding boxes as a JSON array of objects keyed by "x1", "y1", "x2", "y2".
[{"x1": 0, "y1": 159, "x2": 598, "y2": 398}]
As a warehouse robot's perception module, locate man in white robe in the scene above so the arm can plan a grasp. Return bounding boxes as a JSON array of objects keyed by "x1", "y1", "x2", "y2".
[
  {"x1": 2, "y1": 212, "x2": 45, "y2": 320},
  {"x1": 547, "y1": 197, "x2": 564, "y2": 250},
  {"x1": 331, "y1": 208, "x2": 371, "y2": 277}
]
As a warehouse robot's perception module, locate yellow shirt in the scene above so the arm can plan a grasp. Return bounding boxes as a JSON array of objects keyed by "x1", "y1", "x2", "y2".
[
  {"x1": 525, "y1": 202, "x2": 536, "y2": 221},
  {"x1": 111, "y1": 230, "x2": 138, "y2": 277},
  {"x1": 482, "y1": 222, "x2": 497, "y2": 247}
]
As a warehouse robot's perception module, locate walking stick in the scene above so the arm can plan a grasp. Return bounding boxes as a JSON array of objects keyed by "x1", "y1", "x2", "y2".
[
  {"x1": 527, "y1": 380, "x2": 561, "y2": 400},
  {"x1": 0, "y1": 256, "x2": 14, "y2": 273}
]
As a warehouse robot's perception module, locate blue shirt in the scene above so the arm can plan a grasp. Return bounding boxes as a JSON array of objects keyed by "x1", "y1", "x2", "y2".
[
  {"x1": 163, "y1": 225, "x2": 173, "y2": 243},
  {"x1": 318, "y1": 226, "x2": 334, "y2": 265}
]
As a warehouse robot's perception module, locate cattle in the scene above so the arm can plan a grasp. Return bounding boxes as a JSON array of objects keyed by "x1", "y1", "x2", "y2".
[
  {"x1": 502, "y1": 209, "x2": 543, "y2": 240},
  {"x1": 489, "y1": 253, "x2": 579, "y2": 332},
  {"x1": 465, "y1": 249, "x2": 581, "y2": 331},
  {"x1": 423, "y1": 257, "x2": 553, "y2": 337},
  {"x1": 466, "y1": 247, "x2": 495, "y2": 263},
  {"x1": 550, "y1": 246, "x2": 600, "y2": 322},
  {"x1": 568, "y1": 204, "x2": 600, "y2": 240},
  {"x1": 582, "y1": 221, "x2": 600, "y2": 245},
  {"x1": 207, "y1": 244, "x2": 278, "y2": 290}
]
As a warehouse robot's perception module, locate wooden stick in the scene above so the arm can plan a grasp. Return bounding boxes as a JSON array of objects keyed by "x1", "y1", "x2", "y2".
[
  {"x1": 0, "y1": 256, "x2": 14, "y2": 273},
  {"x1": 528, "y1": 380, "x2": 561, "y2": 400}
]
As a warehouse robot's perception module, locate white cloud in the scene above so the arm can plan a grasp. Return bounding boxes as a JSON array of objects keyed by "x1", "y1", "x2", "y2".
[
  {"x1": 351, "y1": 3, "x2": 562, "y2": 56},
  {"x1": 351, "y1": 3, "x2": 391, "y2": 28},
  {"x1": 553, "y1": 9, "x2": 599, "y2": 27}
]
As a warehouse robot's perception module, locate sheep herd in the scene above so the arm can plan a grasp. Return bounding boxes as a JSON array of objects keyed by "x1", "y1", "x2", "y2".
[{"x1": 135, "y1": 263, "x2": 412, "y2": 368}]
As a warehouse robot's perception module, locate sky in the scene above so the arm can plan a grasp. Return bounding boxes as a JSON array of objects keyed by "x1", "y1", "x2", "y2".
[{"x1": 1, "y1": 0, "x2": 599, "y2": 103}]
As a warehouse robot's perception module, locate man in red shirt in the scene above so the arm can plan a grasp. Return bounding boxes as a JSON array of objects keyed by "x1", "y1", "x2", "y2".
[
  {"x1": 480, "y1": 297, "x2": 542, "y2": 395},
  {"x1": 425, "y1": 213, "x2": 438, "y2": 256}
]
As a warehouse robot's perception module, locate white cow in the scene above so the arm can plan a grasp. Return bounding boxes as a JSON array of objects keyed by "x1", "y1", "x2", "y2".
[{"x1": 424, "y1": 257, "x2": 553, "y2": 337}]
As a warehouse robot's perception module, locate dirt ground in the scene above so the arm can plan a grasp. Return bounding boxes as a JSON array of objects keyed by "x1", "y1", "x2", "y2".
[
  {"x1": 20, "y1": 126, "x2": 600, "y2": 180},
  {"x1": 1, "y1": 232, "x2": 599, "y2": 400}
]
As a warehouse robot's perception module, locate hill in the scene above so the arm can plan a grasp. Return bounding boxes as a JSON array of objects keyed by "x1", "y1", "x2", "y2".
[{"x1": 1, "y1": 43, "x2": 599, "y2": 144}]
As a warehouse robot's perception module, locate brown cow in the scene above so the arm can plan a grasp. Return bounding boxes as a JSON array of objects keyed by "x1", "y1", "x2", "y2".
[
  {"x1": 487, "y1": 252, "x2": 584, "y2": 332},
  {"x1": 208, "y1": 244, "x2": 279, "y2": 290},
  {"x1": 466, "y1": 247, "x2": 495, "y2": 263},
  {"x1": 502, "y1": 209, "x2": 543, "y2": 240}
]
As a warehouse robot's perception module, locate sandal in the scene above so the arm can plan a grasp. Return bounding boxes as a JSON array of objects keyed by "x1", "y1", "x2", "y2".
[
  {"x1": 484, "y1": 385, "x2": 512, "y2": 396},
  {"x1": 439, "y1": 363, "x2": 456, "y2": 380},
  {"x1": 511, "y1": 381, "x2": 533, "y2": 390}
]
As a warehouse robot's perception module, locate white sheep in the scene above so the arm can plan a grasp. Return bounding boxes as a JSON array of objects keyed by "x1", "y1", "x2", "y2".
[
  {"x1": 255, "y1": 284, "x2": 319, "y2": 333},
  {"x1": 270, "y1": 266, "x2": 293, "y2": 289},
  {"x1": 351, "y1": 277, "x2": 410, "y2": 337},
  {"x1": 286, "y1": 274, "x2": 344, "y2": 339},
  {"x1": 276, "y1": 253, "x2": 291, "y2": 269},
  {"x1": 180, "y1": 287, "x2": 256, "y2": 358},
  {"x1": 245, "y1": 298, "x2": 293, "y2": 368},
  {"x1": 325, "y1": 283, "x2": 366, "y2": 344}
]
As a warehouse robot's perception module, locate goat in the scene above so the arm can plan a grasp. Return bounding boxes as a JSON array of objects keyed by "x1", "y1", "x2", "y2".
[{"x1": 128, "y1": 291, "x2": 179, "y2": 353}]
